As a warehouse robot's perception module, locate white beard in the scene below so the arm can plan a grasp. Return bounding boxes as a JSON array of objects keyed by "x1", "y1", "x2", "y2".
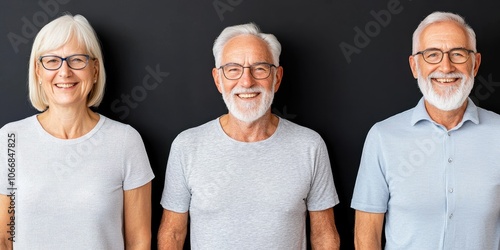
[
  {"x1": 221, "y1": 77, "x2": 275, "y2": 123},
  {"x1": 417, "y1": 70, "x2": 474, "y2": 111}
]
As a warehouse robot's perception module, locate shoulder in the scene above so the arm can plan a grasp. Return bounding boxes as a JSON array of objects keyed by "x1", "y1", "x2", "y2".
[
  {"x1": 473, "y1": 107, "x2": 500, "y2": 137},
  {"x1": 0, "y1": 115, "x2": 37, "y2": 134},
  {"x1": 99, "y1": 114, "x2": 135, "y2": 130},
  {"x1": 477, "y1": 107, "x2": 500, "y2": 124},
  {"x1": 277, "y1": 118, "x2": 324, "y2": 144},
  {"x1": 368, "y1": 108, "x2": 414, "y2": 134},
  {"x1": 98, "y1": 115, "x2": 143, "y2": 139},
  {"x1": 376, "y1": 108, "x2": 414, "y2": 127},
  {"x1": 172, "y1": 119, "x2": 218, "y2": 145},
  {"x1": 356, "y1": 108, "x2": 416, "y2": 147}
]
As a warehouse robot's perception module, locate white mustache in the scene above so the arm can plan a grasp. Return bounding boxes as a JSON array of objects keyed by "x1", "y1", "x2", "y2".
[
  {"x1": 230, "y1": 86, "x2": 264, "y2": 95},
  {"x1": 427, "y1": 72, "x2": 464, "y2": 79}
]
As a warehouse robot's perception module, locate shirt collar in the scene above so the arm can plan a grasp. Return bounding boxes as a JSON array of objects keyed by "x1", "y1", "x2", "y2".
[{"x1": 411, "y1": 97, "x2": 479, "y2": 128}]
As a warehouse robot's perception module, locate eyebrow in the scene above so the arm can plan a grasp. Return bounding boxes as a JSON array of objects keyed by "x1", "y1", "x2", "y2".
[
  {"x1": 223, "y1": 61, "x2": 273, "y2": 66},
  {"x1": 252, "y1": 61, "x2": 272, "y2": 65},
  {"x1": 423, "y1": 47, "x2": 468, "y2": 51}
]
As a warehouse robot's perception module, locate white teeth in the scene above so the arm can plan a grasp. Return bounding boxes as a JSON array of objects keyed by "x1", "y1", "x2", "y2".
[
  {"x1": 56, "y1": 83, "x2": 76, "y2": 88},
  {"x1": 238, "y1": 93, "x2": 258, "y2": 98},
  {"x1": 435, "y1": 78, "x2": 457, "y2": 83}
]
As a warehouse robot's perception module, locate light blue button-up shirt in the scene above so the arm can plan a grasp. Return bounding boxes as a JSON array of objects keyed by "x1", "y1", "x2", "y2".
[{"x1": 351, "y1": 98, "x2": 500, "y2": 249}]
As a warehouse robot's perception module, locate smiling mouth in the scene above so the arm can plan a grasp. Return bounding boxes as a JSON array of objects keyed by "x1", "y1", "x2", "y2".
[
  {"x1": 433, "y1": 78, "x2": 460, "y2": 84},
  {"x1": 237, "y1": 93, "x2": 259, "y2": 99},
  {"x1": 55, "y1": 83, "x2": 77, "y2": 89}
]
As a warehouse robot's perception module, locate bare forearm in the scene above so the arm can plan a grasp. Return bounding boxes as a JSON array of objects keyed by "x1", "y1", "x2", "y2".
[
  {"x1": 354, "y1": 233, "x2": 382, "y2": 250},
  {"x1": 124, "y1": 183, "x2": 152, "y2": 250},
  {"x1": 157, "y1": 227, "x2": 186, "y2": 250},
  {"x1": 354, "y1": 236, "x2": 382, "y2": 250},
  {"x1": 311, "y1": 231, "x2": 340, "y2": 250},
  {"x1": 125, "y1": 240, "x2": 151, "y2": 250},
  {"x1": 157, "y1": 209, "x2": 188, "y2": 250},
  {"x1": 0, "y1": 240, "x2": 12, "y2": 250},
  {"x1": 309, "y1": 208, "x2": 340, "y2": 250},
  {"x1": 354, "y1": 210, "x2": 384, "y2": 250},
  {"x1": 0, "y1": 195, "x2": 13, "y2": 250}
]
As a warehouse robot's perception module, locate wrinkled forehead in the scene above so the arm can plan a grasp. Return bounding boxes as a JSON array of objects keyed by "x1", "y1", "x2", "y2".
[
  {"x1": 221, "y1": 35, "x2": 273, "y2": 63},
  {"x1": 419, "y1": 21, "x2": 470, "y2": 50}
]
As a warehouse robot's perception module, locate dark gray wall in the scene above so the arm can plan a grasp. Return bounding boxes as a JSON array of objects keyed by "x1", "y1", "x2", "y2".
[{"x1": 2, "y1": 1, "x2": 499, "y2": 249}]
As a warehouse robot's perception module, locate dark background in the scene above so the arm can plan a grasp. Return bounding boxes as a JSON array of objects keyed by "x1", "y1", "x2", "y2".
[{"x1": 1, "y1": 1, "x2": 499, "y2": 249}]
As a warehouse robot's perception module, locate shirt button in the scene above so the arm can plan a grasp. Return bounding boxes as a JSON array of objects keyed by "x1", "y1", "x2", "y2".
[
  {"x1": 449, "y1": 213, "x2": 453, "y2": 219},
  {"x1": 448, "y1": 158, "x2": 453, "y2": 163},
  {"x1": 448, "y1": 188, "x2": 454, "y2": 193},
  {"x1": 447, "y1": 132, "x2": 451, "y2": 136}
]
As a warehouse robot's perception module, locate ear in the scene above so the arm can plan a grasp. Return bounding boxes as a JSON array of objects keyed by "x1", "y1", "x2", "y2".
[
  {"x1": 212, "y1": 67, "x2": 223, "y2": 94},
  {"x1": 273, "y1": 66, "x2": 284, "y2": 92},
  {"x1": 93, "y1": 58, "x2": 100, "y2": 82},
  {"x1": 35, "y1": 60, "x2": 42, "y2": 82},
  {"x1": 409, "y1": 55, "x2": 418, "y2": 79},
  {"x1": 472, "y1": 52, "x2": 481, "y2": 77}
]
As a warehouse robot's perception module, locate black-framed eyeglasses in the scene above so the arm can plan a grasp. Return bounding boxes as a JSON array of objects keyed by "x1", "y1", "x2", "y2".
[
  {"x1": 219, "y1": 62, "x2": 277, "y2": 80},
  {"x1": 413, "y1": 48, "x2": 475, "y2": 64},
  {"x1": 39, "y1": 54, "x2": 94, "y2": 70}
]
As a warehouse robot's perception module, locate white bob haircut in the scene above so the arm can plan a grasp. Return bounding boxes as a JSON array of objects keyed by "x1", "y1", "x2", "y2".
[
  {"x1": 28, "y1": 14, "x2": 106, "y2": 111},
  {"x1": 212, "y1": 22, "x2": 281, "y2": 68},
  {"x1": 412, "y1": 11, "x2": 477, "y2": 54}
]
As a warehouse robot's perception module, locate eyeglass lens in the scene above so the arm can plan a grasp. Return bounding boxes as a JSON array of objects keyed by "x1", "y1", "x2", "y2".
[
  {"x1": 40, "y1": 55, "x2": 90, "y2": 70},
  {"x1": 421, "y1": 49, "x2": 471, "y2": 64},
  {"x1": 222, "y1": 63, "x2": 273, "y2": 80}
]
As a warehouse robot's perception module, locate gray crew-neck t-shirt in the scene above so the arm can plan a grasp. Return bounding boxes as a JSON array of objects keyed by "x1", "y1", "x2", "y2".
[
  {"x1": 0, "y1": 114, "x2": 154, "y2": 249},
  {"x1": 161, "y1": 117, "x2": 339, "y2": 249}
]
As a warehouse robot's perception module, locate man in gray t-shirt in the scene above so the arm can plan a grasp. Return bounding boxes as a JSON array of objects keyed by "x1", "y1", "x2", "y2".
[{"x1": 158, "y1": 23, "x2": 340, "y2": 249}]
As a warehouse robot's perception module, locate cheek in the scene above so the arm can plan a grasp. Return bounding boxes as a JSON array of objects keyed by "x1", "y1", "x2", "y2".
[
  {"x1": 463, "y1": 64, "x2": 475, "y2": 75},
  {"x1": 221, "y1": 80, "x2": 237, "y2": 93},
  {"x1": 265, "y1": 80, "x2": 275, "y2": 92},
  {"x1": 39, "y1": 71, "x2": 57, "y2": 82},
  {"x1": 79, "y1": 71, "x2": 96, "y2": 82},
  {"x1": 224, "y1": 84, "x2": 236, "y2": 95},
  {"x1": 418, "y1": 64, "x2": 438, "y2": 78}
]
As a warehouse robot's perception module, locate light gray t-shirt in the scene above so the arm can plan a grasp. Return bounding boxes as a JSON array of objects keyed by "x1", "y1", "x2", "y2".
[
  {"x1": 161, "y1": 117, "x2": 339, "y2": 250},
  {"x1": 0, "y1": 114, "x2": 155, "y2": 249}
]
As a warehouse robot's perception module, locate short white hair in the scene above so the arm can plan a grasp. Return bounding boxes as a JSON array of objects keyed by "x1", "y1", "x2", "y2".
[
  {"x1": 412, "y1": 11, "x2": 476, "y2": 54},
  {"x1": 212, "y1": 22, "x2": 281, "y2": 68}
]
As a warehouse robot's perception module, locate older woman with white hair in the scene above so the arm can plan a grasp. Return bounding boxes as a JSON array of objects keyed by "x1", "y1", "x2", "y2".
[{"x1": 0, "y1": 14, "x2": 154, "y2": 249}]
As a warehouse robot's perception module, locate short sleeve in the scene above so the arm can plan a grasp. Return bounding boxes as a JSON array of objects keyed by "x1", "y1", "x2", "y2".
[
  {"x1": 306, "y1": 137, "x2": 339, "y2": 211},
  {"x1": 160, "y1": 135, "x2": 191, "y2": 213},
  {"x1": 122, "y1": 126, "x2": 154, "y2": 190},
  {"x1": 351, "y1": 124, "x2": 390, "y2": 213}
]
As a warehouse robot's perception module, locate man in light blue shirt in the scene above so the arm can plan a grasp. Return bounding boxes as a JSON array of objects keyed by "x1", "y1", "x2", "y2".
[{"x1": 351, "y1": 11, "x2": 500, "y2": 249}]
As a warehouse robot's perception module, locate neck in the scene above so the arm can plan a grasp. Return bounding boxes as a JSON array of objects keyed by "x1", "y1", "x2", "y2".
[
  {"x1": 37, "y1": 105, "x2": 100, "y2": 139},
  {"x1": 424, "y1": 99, "x2": 468, "y2": 130},
  {"x1": 219, "y1": 111, "x2": 279, "y2": 142}
]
